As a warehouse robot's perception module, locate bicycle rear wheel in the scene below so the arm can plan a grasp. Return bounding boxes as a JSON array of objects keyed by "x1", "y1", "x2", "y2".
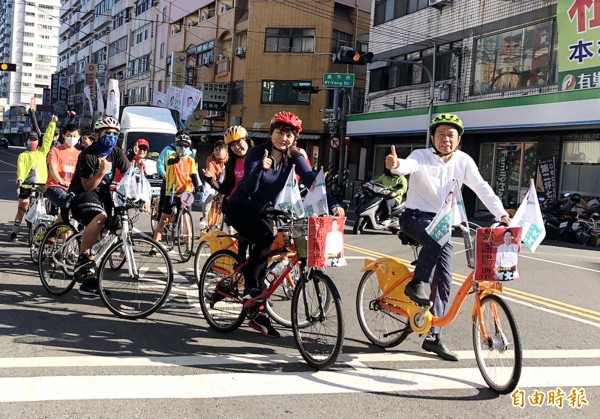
[
  {"x1": 198, "y1": 249, "x2": 245, "y2": 332},
  {"x1": 356, "y1": 270, "x2": 412, "y2": 348},
  {"x1": 176, "y1": 209, "x2": 194, "y2": 262},
  {"x1": 292, "y1": 270, "x2": 344, "y2": 370},
  {"x1": 98, "y1": 237, "x2": 173, "y2": 319},
  {"x1": 473, "y1": 294, "x2": 522, "y2": 394},
  {"x1": 193, "y1": 241, "x2": 211, "y2": 285},
  {"x1": 150, "y1": 195, "x2": 160, "y2": 232},
  {"x1": 30, "y1": 223, "x2": 48, "y2": 263},
  {"x1": 38, "y1": 223, "x2": 78, "y2": 296}
]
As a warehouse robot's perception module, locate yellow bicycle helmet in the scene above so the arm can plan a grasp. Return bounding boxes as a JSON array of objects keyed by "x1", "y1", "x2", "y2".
[
  {"x1": 429, "y1": 113, "x2": 464, "y2": 136},
  {"x1": 224, "y1": 125, "x2": 248, "y2": 145}
]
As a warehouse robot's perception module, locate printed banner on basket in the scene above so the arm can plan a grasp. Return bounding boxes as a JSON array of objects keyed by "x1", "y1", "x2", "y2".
[
  {"x1": 307, "y1": 216, "x2": 346, "y2": 268},
  {"x1": 475, "y1": 227, "x2": 522, "y2": 282}
]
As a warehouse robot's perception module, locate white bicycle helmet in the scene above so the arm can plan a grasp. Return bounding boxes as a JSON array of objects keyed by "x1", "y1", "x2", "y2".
[{"x1": 94, "y1": 116, "x2": 121, "y2": 132}]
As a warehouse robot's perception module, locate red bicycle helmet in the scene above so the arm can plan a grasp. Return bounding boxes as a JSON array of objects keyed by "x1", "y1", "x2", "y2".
[{"x1": 270, "y1": 111, "x2": 303, "y2": 134}]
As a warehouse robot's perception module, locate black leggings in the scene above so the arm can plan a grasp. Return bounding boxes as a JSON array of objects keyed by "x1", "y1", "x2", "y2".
[{"x1": 225, "y1": 202, "x2": 275, "y2": 290}]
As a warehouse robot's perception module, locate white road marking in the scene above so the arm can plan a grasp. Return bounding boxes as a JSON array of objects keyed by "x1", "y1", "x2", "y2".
[
  {"x1": 2, "y1": 349, "x2": 599, "y2": 369},
  {"x1": 2, "y1": 365, "x2": 600, "y2": 402}
]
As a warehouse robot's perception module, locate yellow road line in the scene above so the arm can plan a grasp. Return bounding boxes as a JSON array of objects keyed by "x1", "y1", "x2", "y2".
[{"x1": 344, "y1": 243, "x2": 600, "y2": 322}]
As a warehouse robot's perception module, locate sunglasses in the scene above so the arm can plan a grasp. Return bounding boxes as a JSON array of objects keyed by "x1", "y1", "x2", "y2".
[
  {"x1": 176, "y1": 143, "x2": 190, "y2": 147},
  {"x1": 137, "y1": 146, "x2": 148, "y2": 151},
  {"x1": 105, "y1": 130, "x2": 119, "y2": 135}
]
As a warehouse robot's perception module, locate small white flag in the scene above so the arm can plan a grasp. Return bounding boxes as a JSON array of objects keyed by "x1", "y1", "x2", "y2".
[
  {"x1": 426, "y1": 191, "x2": 454, "y2": 246},
  {"x1": 303, "y1": 168, "x2": 328, "y2": 216},
  {"x1": 274, "y1": 166, "x2": 305, "y2": 217},
  {"x1": 510, "y1": 179, "x2": 546, "y2": 253},
  {"x1": 83, "y1": 85, "x2": 94, "y2": 115}
]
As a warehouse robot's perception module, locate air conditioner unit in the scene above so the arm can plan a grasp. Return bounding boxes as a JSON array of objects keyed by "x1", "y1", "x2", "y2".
[
  {"x1": 428, "y1": 0, "x2": 452, "y2": 9},
  {"x1": 217, "y1": 53, "x2": 225, "y2": 61},
  {"x1": 235, "y1": 47, "x2": 246, "y2": 58}
]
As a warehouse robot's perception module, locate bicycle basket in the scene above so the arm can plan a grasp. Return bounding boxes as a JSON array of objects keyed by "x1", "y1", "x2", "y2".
[{"x1": 291, "y1": 219, "x2": 309, "y2": 259}]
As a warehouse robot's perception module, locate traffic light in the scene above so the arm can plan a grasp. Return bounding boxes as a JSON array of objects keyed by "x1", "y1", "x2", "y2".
[
  {"x1": 0, "y1": 63, "x2": 16, "y2": 72},
  {"x1": 292, "y1": 82, "x2": 321, "y2": 94},
  {"x1": 333, "y1": 47, "x2": 374, "y2": 65}
]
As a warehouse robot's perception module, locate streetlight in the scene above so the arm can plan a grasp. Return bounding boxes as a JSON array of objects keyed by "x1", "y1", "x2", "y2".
[{"x1": 380, "y1": 58, "x2": 435, "y2": 148}]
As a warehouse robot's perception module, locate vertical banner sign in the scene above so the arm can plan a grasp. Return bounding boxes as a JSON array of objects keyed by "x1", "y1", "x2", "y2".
[
  {"x1": 152, "y1": 91, "x2": 167, "y2": 107},
  {"x1": 95, "y1": 79, "x2": 104, "y2": 115},
  {"x1": 85, "y1": 64, "x2": 97, "y2": 117},
  {"x1": 307, "y1": 217, "x2": 347, "y2": 268},
  {"x1": 105, "y1": 79, "x2": 120, "y2": 118},
  {"x1": 166, "y1": 85, "x2": 183, "y2": 114},
  {"x1": 496, "y1": 147, "x2": 509, "y2": 204},
  {"x1": 170, "y1": 51, "x2": 187, "y2": 88},
  {"x1": 557, "y1": 0, "x2": 600, "y2": 90},
  {"x1": 475, "y1": 227, "x2": 522, "y2": 282},
  {"x1": 181, "y1": 85, "x2": 203, "y2": 122},
  {"x1": 536, "y1": 156, "x2": 557, "y2": 201},
  {"x1": 50, "y1": 74, "x2": 60, "y2": 103}
]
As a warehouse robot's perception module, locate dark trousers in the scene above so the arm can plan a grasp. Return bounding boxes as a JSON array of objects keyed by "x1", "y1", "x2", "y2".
[
  {"x1": 399, "y1": 209, "x2": 453, "y2": 335},
  {"x1": 380, "y1": 198, "x2": 399, "y2": 221},
  {"x1": 224, "y1": 202, "x2": 275, "y2": 290}
]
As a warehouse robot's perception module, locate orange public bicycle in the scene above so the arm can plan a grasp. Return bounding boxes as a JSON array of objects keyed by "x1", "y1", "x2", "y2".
[{"x1": 356, "y1": 222, "x2": 522, "y2": 394}]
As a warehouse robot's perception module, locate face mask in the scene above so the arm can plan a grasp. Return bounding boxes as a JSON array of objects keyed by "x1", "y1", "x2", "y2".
[
  {"x1": 96, "y1": 133, "x2": 119, "y2": 156},
  {"x1": 27, "y1": 140, "x2": 38, "y2": 151},
  {"x1": 176, "y1": 145, "x2": 189, "y2": 157},
  {"x1": 65, "y1": 137, "x2": 80, "y2": 147}
]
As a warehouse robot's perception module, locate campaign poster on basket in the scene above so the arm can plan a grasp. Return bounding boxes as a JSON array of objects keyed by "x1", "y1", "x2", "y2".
[
  {"x1": 475, "y1": 227, "x2": 522, "y2": 282},
  {"x1": 307, "y1": 216, "x2": 347, "y2": 268}
]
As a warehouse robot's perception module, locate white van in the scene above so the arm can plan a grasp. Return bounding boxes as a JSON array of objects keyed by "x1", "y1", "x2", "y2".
[{"x1": 119, "y1": 105, "x2": 181, "y2": 177}]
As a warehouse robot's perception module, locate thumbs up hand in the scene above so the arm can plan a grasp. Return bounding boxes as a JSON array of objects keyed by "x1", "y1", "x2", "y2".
[
  {"x1": 262, "y1": 149, "x2": 273, "y2": 170},
  {"x1": 385, "y1": 145, "x2": 400, "y2": 170}
]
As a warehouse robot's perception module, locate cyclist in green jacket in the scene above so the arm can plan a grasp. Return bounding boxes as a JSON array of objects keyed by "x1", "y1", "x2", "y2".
[
  {"x1": 374, "y1": 167, "x2": 407, "y2": 226},
  {"x1": 10, "y1": 116, "x2": 56, "y2": 242}
]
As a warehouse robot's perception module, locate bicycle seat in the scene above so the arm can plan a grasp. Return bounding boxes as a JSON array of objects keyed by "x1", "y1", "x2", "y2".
[{"x1": 398, "y1": 231, "x2": 420, "y2": 247}]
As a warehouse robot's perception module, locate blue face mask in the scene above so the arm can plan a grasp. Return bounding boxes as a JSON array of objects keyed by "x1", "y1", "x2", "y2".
[{"x1": 95, "y1": 133, "x2": 119, "y2": 156}]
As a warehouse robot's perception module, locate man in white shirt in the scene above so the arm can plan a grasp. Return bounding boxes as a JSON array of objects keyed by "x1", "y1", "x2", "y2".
[{"x1": 385, "y1": 113, "x2": 511, "y2": 361}]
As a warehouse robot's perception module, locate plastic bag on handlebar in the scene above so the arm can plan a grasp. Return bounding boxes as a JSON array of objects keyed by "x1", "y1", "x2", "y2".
[
  {"x1": 25, "y1": 196, "x2": 47, "y2": 224},
  {"x1": 115, "y1": 164, "x2": 152, "y2": 205}
]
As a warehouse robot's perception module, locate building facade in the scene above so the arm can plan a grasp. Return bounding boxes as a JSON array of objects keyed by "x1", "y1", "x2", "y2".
[
  {"x1": 346, "y1": 0, "x2": 600, "y2": 215},
  {"x1": 0, "y1": 0, "x2": 60, "y2": 139},
  {"x1": 55, "y1": 0, "x2": 371, "y2": 166}
]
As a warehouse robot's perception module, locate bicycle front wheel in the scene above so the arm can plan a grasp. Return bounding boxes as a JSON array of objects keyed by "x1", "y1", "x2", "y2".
[
  {"x1": 198, "y1": 249, "x2": 245, "y2": 332},
  {"x1": 176, "y1": 209, "x2": 194, "y2": 262},
  {"x1": 292, "y1": 270, "x2": 344, "y2": 370},
  {"x1": 356, "y1": 270, "x2": 412, "y2": 348},
  {"x1": 38, "y1": 223, "x2": 78, "y2": 296},
  {"x1": 98, "y1": 237, "x2": 173, "y2": 319},
  {"x1": 473, "y1": 294, "x2": 522, "y2": 394},
  {"x1": 193, "y1": 241, "x2": 211, "y2": 285},
  {"x1": 150, "y1": 196, "x2": 160, "y2": 232}
]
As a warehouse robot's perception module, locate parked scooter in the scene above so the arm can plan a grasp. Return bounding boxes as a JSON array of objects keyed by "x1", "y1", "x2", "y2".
[{"x1": 353, "y1": 181, "x2": 405, "y2": 235}]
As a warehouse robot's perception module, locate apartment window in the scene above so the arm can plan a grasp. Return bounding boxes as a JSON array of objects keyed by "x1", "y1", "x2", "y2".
[
  {"x1": 231, "y1": 80, "x2": 244, "y2": 105},
  {"x1": 261, "y1": 80, "x2": 310, "y2": 105},
  {"x1": 36, "y1": 54, "x2": 52, "y2": 64},
  {"x1": 92, "y1": 47, "x2": 107, "y2": 63},
  {"x1": 25, "y1": 22, "x2": 35, "y2": 26},
  {"x1": 135, "y1": 0, "x2": 152, "y2": 16},
  {"x1": 113, "y1": 9, "x2": 128, "y2": 29},
  {"x1": 332, "y1": 30, "x2": 352, "y2": 53},
  {"x1": 369, "y1": 43, "x2": 456, "y2": 93},
  {"x1": 471, "y1": 21, "x2": 556, "y2": 95},
  {"x1": 160, "y1": 42, "x2": 164, "y2": 59},
  {"x1": 133, "y1": 23, "x2": 152, "y2": 45},
  {"x1": 128, "y1": 85, "x2": 150, "y2": 103},
  {"x1": 265, "y1": 28, "x2": 315, "y2": 53},
  {"x1": 195, "y1": 41, "x2": 215, "y2": 66},
  {"x1": 374, "y1": 0, "x2": 428, "y2": 26},
  {"x1": 127, "y1": 54, "x2": 151, "y2": 77},
  {"x1": 109, "y1": 36, "x2": 128, "y2": 57}
]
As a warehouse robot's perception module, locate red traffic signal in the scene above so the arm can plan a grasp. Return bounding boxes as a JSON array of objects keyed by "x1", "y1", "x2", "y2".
[
  {"x1": 0, "y1": 63, "x2": 17, "y2": 72},
  {"x1": 333, "y1": 47, "x2": 374, "y2": 65}
]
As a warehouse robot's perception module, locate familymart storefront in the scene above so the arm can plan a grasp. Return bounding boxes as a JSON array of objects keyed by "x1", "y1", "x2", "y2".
[{"x1": 346, "y1": 90, "x2": 600, "y2": 216}]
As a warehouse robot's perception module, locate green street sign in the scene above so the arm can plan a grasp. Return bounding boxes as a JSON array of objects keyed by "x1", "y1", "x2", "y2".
[{"x1": 323, "y1": 73, "x2": 355, "y2": 88}]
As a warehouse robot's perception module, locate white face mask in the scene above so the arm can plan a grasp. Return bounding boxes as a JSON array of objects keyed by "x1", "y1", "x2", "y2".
[{"x1": 65, "y1": 137, "x2": 80, "y2": 147}]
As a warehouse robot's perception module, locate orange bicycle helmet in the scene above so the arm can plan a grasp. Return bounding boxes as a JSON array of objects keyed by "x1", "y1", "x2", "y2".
[
  {"x1": 224, "y1": 126, "x2": 248, "y2": 144},
  {"x1": 270, "y1": 111, "x2": 303, "y2": 134}
]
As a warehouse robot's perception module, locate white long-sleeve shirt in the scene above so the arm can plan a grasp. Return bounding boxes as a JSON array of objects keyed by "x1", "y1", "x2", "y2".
[{"x1": 391, "y1": 148, "x2": 508, "y2": 220}]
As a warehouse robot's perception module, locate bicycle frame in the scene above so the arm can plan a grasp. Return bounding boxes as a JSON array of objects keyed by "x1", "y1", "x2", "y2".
[{"x1": 361, "y1": 257, "x2": 503, "y2": 338}]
